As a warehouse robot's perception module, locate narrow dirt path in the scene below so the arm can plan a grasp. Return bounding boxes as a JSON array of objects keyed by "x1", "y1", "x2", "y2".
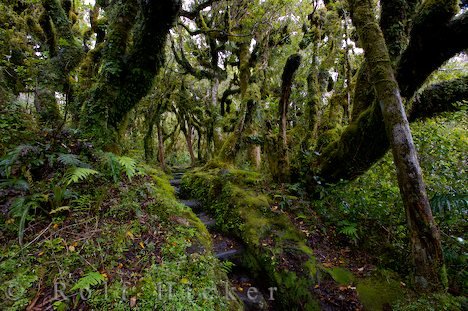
[{"x1": 170, "y1": 169, "x2": 273, "y2": 310}]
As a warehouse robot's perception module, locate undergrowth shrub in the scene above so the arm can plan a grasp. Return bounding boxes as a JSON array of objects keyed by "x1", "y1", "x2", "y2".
[{"x1": 311, "y1": 112, "x2": 467, "y2": 293}]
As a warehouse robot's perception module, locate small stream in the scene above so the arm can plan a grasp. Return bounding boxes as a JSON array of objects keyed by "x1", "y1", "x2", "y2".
[{"x1": 170, "y1": 170, "x2": 274, "y2": 310}]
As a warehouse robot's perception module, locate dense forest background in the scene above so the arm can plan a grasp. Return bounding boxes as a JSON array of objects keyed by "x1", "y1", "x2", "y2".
[{"x1": 0, "y1": 0, "x2": 467, "y2": 310}]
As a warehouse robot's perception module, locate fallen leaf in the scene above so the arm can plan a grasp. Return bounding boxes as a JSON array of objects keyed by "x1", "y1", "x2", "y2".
[
  {"x1": 130, "y1": 296, "x2": 137, "y2": 308},
  {"x1": 139, "y1": 242, "x2": 145, "y2": 249}
]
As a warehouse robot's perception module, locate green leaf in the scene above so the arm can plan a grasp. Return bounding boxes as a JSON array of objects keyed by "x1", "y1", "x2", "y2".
[
  {"x1": 71, "y1": 272, "x2": 106, "y2": 291},
  {"x1": 63, "y1": 167, "x2": 99, "y2": 186}
]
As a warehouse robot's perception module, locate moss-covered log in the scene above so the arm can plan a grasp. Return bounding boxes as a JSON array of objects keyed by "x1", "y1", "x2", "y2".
[
  {"x1": 182, "y1": 168, "x2": 322, "y2": 310},
  {"x1": 349, "y1": 0, "x2": 444, "y2": 291}
]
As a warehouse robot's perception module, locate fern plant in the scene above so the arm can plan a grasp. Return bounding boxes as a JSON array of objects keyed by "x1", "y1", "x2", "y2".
[
  {"x1": 71, "y1": 271, "x2": 107, "y2": 291},
  {"x1": 338, "y1": 220, "x2": 359, "y2": 244},
  {"x1": 62, "y1": 167, "x2": 99, "y2": 186},
  {"x1": 116, "y1": 156, "x2": 137, "y2": 181},
  {"x1": 10, "y1": 195, "x2": 46, "y2": 245},
  {"x1": 100, "y1": 152, "x2": 139, "y2": 182},
  {"x1": 56, "y1": 153, "x2": 89, "y2": 168},
  {"x1": 0, "y1": 144, "x2": 42, "y2": 178}
]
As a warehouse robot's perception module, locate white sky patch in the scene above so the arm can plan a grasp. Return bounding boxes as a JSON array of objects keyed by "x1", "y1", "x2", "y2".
[
  {"x1": 249, "y1": 38, "x2": 256, "y2": 52},
  {"x1": 83, "y1": 0, "x2": 95, "y2": 5}
]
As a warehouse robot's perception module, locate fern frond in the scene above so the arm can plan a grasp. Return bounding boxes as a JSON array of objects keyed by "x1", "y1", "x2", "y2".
[
  {"x1": 71, "y1": 272, "x2": 106, "y2": 291},
  {"x1": 116, "y1": 156, "x2": 137, "y2": 181},
  {"x1": 430, "y1": 193, "x2": 468, "y2": 215},
  {"x1": 10, "y1": 197, "x2": 41, "y2": 245},
  {"x1": 101, "y1": 152, "x2": 119, "y2": 182},
  {"x1": 0, "y1": 178, "x2": 29, "y2": 190},
  {"x1": 63, "y1": 167, "x2": 99, "y2": 186},
  {"x1": 57, "y1": 153, "x2": 89, "y2": 168}
]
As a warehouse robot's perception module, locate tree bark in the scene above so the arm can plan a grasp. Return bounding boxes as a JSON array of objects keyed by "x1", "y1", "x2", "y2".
[
  {"x1": 317, "y1": 3, "x2": 468, "y2": 183},
  {"x1": 277, "y1": 54, "x2": 301, "y2": 182},
  {"x1": 349, "y1": 0, "x2": 444, "y2": 291},
  {"x1": 408, "y1": 76, "x2": 468, "y2": 122},
  {"x1": 157, "y1": 120, "x2": 166, "y2": 170}
]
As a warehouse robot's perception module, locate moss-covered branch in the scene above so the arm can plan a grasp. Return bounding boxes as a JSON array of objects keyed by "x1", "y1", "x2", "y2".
[
  {"x1": 409, "y1": 76, "x2": 468, "y2": 122},
  {"x1": 397, "y1": 1, "x2": 466, "y2": 98}
]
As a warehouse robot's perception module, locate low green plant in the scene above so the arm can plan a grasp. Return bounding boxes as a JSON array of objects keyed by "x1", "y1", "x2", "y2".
[
  {"x1": 100, "y1": 152, "x2": 140, "y2": 182},
  {"x1": 71, "y1": 271, "x2": 107, "y2": 291}
]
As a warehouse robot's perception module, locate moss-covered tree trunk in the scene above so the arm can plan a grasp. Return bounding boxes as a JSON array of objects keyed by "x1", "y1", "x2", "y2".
[
  {"x1": 317, "y1": 0, "x2": 467, "y2": 183},
  {"x1": 277, "y1": 54, "x2": 301, "y2": 182},
  {"x1": 218, "y1": 41, "x2": 251, "y2": 162},
  {"x1": 82, "y1": 0, "x2": 180, "y2": 146},
  {"x1": 157, "y1": 120, "x2": 166, "y2": 170},
  {"x1": 349, "y1": 0, "x2": 444, "y2": 291},
  {"x1": 34, "y1": 0, "x2": 83, "y2": 126}
]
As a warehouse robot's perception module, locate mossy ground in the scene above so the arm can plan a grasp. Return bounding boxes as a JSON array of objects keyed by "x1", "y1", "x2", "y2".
[
  {"x1": 0, "y1": 168, "x2": 239, "y2": 310},
  {"x1": 182, "y1": 166, "x2": 324, "y2": 309}
]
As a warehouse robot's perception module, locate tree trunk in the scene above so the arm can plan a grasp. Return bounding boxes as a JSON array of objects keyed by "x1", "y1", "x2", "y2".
[
  {"x1": 144, "y1": 122, "x2": 154, "y2": 162},
  {"x1": 82, "y1": 0, "x2": 180, "y2": 145},
  {"x1": 349, "y1": 0, "x2": 445, "y2": 291},
  {"x1": 277, "y1": 54, "x2": 301, "y2": 182},
  {"x1": 218, "y1": 42, "x2": 251, "y2": 162},
  {"x1": 157, "y1": 120, "x2": 166, "y2": 170},
  {"x1": 184, "y1": 123, "x2": 196, "y2": 166}
]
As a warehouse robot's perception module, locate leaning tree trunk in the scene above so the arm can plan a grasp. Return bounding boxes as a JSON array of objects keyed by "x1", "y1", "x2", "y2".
[
  {"x1": 349, "y1": 0, "x2": 445, "y2": 291},
  {"x1": 157, "y1": 120, "x2": 166, "y2": 170},
  {"x1": 317, "y1": 1, "x2": 467, "y2": 183},
  {"x1": 277, "y1": 54, "x2": 301, "y2": 183}
]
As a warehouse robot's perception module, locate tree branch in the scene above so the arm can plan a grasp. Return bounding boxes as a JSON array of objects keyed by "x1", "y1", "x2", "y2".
[
  {"x1": 397, "y1": 3, "x2": 467, "y2": 98},
  {"x1": 180, "y1": 0, "x2": 216, "y2": 20},
  {"x1": 409, "y1": 76, "x2": 468, "y2": 121}
]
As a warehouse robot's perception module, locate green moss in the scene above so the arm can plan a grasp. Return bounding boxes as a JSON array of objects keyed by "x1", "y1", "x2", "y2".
[
  {"x1": 327, "y1": 267, "x2": 354, "y2": 285},
  {"x1": 356, "y1": 272, "x2": 404, "y2": 311},
  {"x1": 182, "y1": 168, "x2": 321, "y2": 309}
]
